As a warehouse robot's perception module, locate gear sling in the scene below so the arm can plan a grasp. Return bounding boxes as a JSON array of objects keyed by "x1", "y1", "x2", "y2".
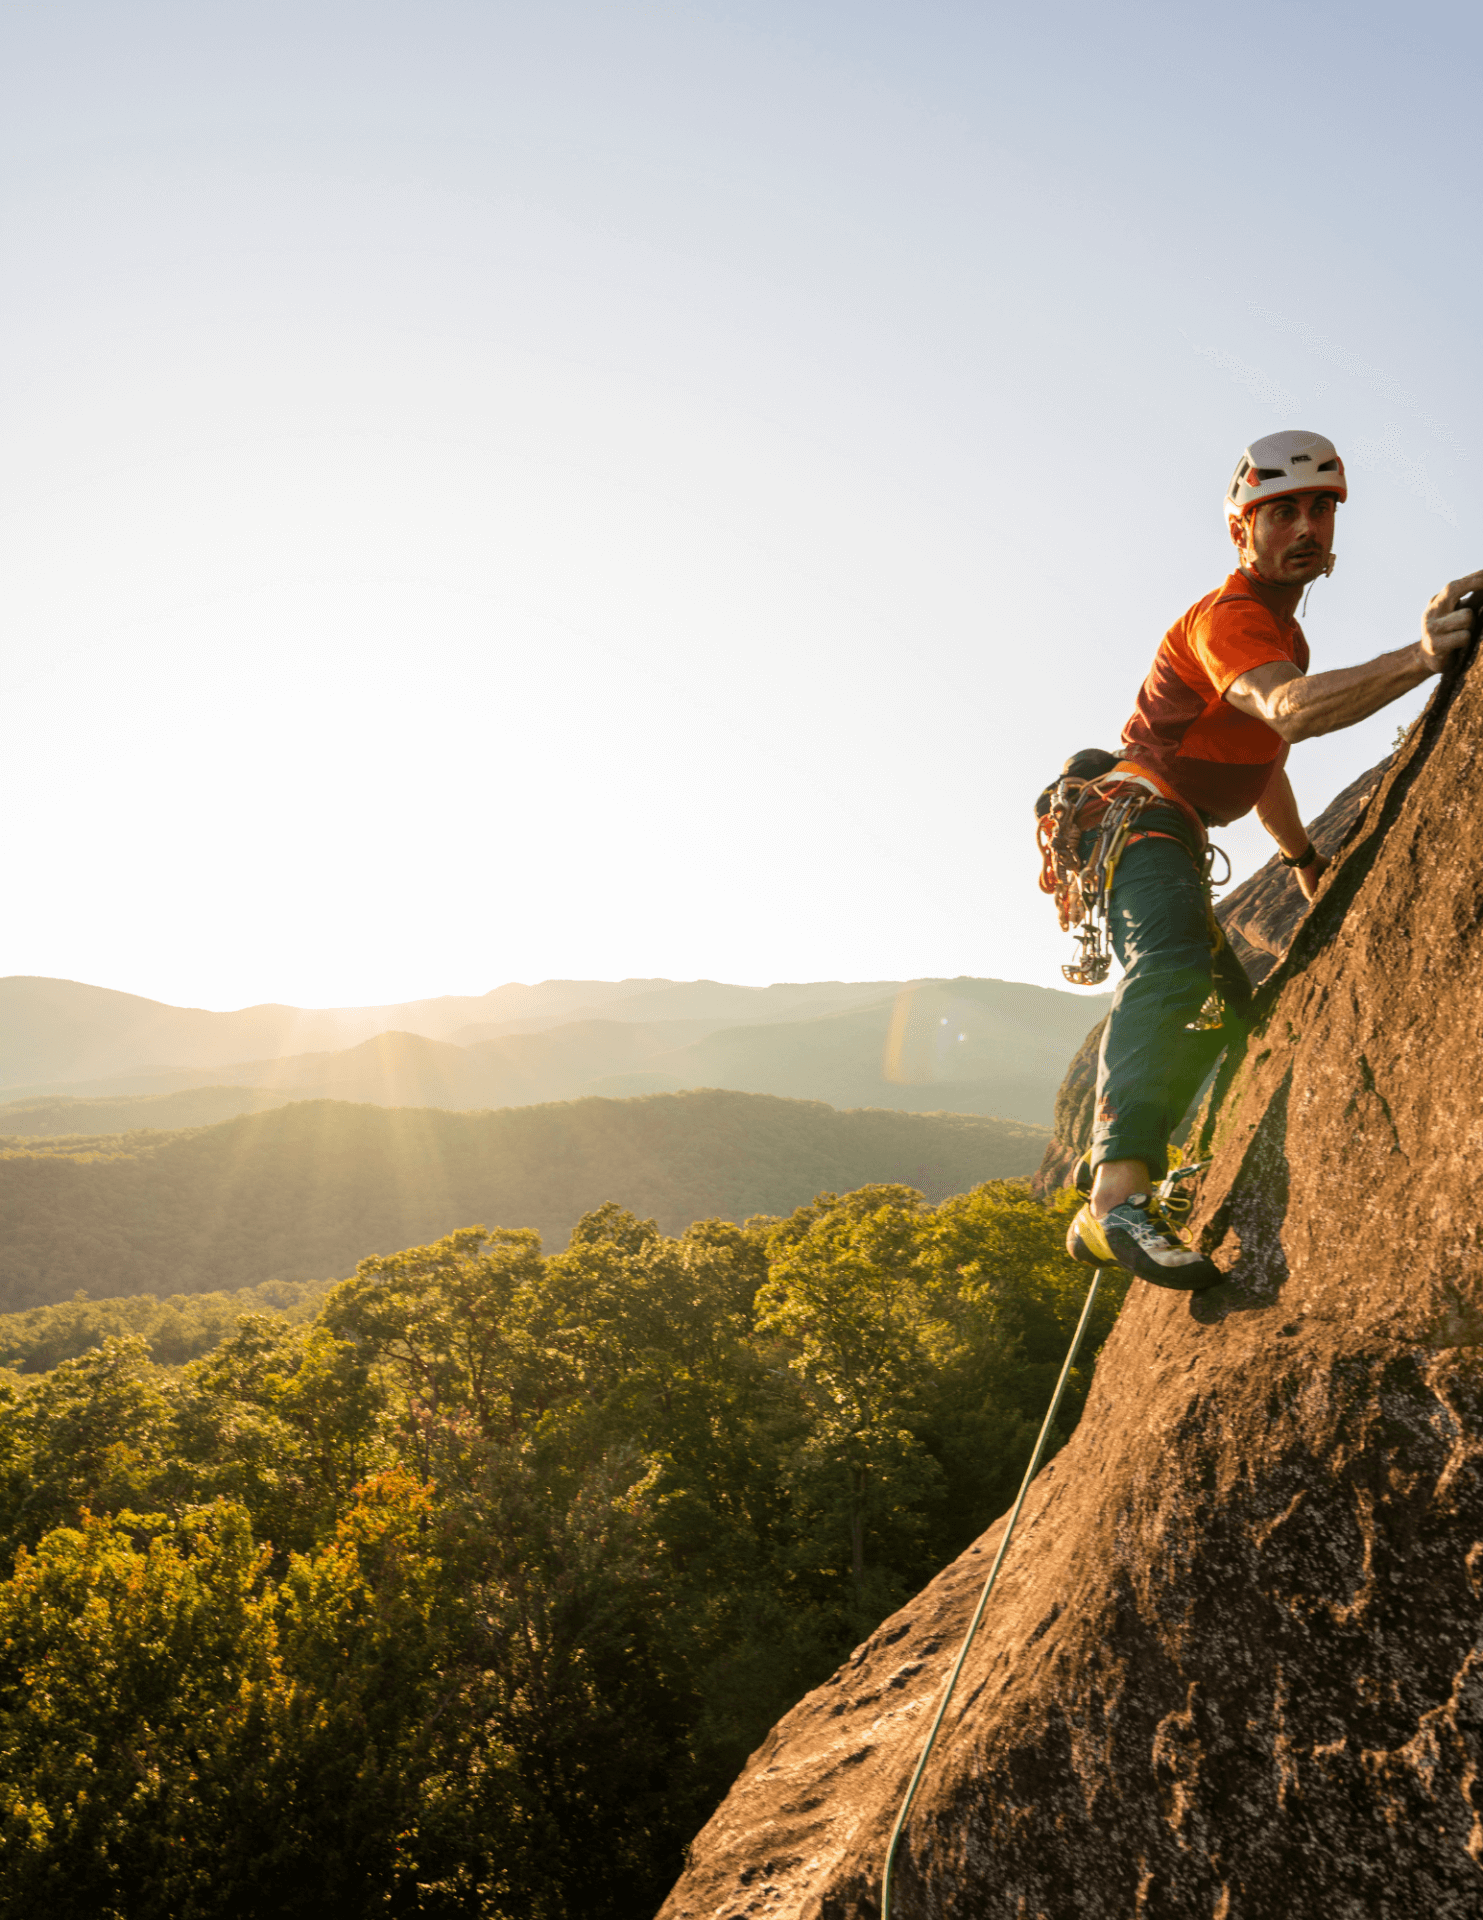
[{"x1": 1035, "y1": 748, "x2": 1247, "y2": 1177}]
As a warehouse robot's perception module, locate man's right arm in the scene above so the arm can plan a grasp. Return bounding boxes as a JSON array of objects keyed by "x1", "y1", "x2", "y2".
[{"x1": 1226, "y1": 571, "x2": 1483, "y2": 744}]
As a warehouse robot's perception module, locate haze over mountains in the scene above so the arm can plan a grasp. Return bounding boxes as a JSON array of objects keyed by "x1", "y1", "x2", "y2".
[
  {"x1": 0, "y1": 974, "x2": 1110, "y2": 1131},
  {"x1": 0, "y1": 973, "x2": 1101, "y2": 1310}
]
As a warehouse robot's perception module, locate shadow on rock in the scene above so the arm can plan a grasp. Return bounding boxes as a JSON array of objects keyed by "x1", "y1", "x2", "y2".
[{"x1": 1191, "y1": 1069, "x2": 1292, "y2": 1323}]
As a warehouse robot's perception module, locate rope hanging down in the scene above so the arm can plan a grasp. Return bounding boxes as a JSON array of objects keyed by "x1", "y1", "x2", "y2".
[{"x1": 879, "y1": 1268, "x2": 1105, "y2": 1920}]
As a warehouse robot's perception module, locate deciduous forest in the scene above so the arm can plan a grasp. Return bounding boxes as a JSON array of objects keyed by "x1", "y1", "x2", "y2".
[{"x1": 0, "y1": 1178, "x2": 1118, "y2": 1917}]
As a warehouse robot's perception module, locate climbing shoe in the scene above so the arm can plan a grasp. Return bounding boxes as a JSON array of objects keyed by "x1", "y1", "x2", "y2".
[
  {"x1": 1101, "y1": 1194, "x2": 1222, "y2": 1290},
  {"x1": 1066, "y1": 1202, "x2": 1112, "y2": 1267},
  {"x1": 1067, "y1": 1195, "x2": 1222, "y2": 1291}
]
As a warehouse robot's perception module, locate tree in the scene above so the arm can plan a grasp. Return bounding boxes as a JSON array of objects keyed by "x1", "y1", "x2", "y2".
[
  {"x1": 916, "y1": 1181, "x2": 1128, "y2": 1555},
  {"x1": 173, "y1": 1315, "x2": 386, "y2": 1561},
  {"x1": 755, "y1": 1187, "x2": 946, "y2": 1621},
  {"x1": 0, "y1": 1502, "x2": 278, "y2": 1919},
  {"x1": 0, "y1": 1177, "x2": 1125, "y2": 1917},
  {"x1": 0, "y1": 1338, "x2": 176, "y2": 1566},
  {"x1": 323, "y1": 1226, "x2": 548, "y2": 1471}
]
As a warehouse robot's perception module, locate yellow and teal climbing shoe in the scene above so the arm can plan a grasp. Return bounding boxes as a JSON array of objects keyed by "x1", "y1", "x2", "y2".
[{"x1": 1098, "y1": 1193, "x2": 1221, "y2": 1291}]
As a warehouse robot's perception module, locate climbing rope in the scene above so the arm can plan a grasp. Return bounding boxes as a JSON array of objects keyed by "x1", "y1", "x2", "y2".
[{"x1": 879, "y1": 1267, "x2": 1106, "y2": 1920}]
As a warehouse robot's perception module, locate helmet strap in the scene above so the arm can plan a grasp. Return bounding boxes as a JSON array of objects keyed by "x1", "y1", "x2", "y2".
[
  {"x1": 1238, "y1": 524, "x2": 1268, "y2": 584},
  {"x1": 1233, "y1": 502, "x2": 1270, "y2": 580}
]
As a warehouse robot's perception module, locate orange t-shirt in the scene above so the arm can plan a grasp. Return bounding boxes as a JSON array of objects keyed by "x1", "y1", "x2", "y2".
[{"x1": 1119, "y1": 572, "x2": 1309, "y2": 826}]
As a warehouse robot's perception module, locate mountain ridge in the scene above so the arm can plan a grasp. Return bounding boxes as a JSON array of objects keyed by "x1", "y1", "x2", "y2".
[{"x1": 2, "y1": 976, "x2": 1110, "y2": 1127}]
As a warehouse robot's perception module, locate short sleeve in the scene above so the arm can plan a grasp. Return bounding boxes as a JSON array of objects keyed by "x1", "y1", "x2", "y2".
[{"x1": 1191, "y1": 596, "x2": 1296, "y2": 696}]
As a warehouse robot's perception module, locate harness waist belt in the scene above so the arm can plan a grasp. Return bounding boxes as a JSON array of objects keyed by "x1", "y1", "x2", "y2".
[{"x1": 1106, "y1": 761, "x2": 1208, "y2": 852}]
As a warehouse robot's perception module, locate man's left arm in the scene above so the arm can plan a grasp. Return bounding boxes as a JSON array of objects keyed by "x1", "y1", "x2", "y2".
[{"x1": 1255, "y1": 763, "x2": 1327, "y2": 901}]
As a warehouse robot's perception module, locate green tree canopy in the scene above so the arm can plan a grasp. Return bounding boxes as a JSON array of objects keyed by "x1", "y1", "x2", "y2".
[{"x1": 0, "y1": 1177, "x2": 1122, "y2": 1918}]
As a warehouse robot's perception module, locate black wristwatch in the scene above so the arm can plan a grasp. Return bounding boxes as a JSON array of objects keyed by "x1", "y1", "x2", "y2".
[{"x1": 1279, "y1": 842, "x2": 1319, "y2": 869}]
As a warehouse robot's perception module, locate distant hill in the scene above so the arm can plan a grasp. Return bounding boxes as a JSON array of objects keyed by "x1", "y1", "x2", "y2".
[
  {"x1": 0, "y1": 1089, "x2": 1048, "y2": 1312},
  {"x1": 443, "y1": 978, "x2": 901, "y2": 1044},
  {"x1": 0, "y1": 1086, "x2": 296, "y2": 1137},
  {"x1": 0, "y1": 975, "x2": 899, "y2": 1091},
  {"x1": 580, "y1": 980, "x2": 1102, "y2": 1117},
  {"x1": 1, "y1": 976, "x2": 1110, "y2": 1127}
]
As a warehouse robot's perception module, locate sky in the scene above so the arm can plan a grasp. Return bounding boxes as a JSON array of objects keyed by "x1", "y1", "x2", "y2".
[{"x1": 3, "y1": 0, "x2": 1479, "y2": 1012}]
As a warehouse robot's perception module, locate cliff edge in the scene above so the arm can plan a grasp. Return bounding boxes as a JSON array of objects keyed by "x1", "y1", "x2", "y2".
[{"x1": 657, "y1": 661, "x2": 1483, "y2": 1918}]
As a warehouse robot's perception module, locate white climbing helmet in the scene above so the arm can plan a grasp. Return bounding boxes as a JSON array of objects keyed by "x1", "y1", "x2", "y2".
[{"x1": 1225, "y1": 429, "x2": 1347, "y2": 526}]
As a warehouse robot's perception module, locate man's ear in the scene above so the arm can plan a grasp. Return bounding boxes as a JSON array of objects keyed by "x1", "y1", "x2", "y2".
[{"x1": 1228, "y1": 511, "x2": 1251, "y2": 562}]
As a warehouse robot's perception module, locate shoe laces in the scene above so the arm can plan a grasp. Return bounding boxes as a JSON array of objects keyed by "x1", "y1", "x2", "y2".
[{"x1": 1126, "y1": 1190, "x2": 1188, "y2": 1247}]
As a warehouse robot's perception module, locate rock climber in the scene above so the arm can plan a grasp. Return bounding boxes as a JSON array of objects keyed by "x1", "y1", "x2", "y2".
[{"x1": 1066, "y1": 428, "x2": 1483, "y2": 1289}]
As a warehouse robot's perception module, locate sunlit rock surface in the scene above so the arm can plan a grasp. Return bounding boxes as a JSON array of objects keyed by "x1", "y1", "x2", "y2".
[{"x1": 657, "y1": 670, "x2": 1483, "y2": 1916}]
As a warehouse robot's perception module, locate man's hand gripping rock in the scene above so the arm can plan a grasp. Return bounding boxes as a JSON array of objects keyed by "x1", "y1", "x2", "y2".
[{"x1": 1420, "y1": 572, "x2": 1483, "y2": 674}]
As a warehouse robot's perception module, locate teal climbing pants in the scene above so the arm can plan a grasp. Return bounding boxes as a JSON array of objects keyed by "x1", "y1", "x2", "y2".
[{"x1": 1088, "y1": 817, "x2": 1248, "y2": 1178}]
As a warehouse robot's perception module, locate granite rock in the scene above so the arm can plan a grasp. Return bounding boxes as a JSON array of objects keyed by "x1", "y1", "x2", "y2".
[{"x1": 657, "y1": 669, "x2": 1483, "y2": 1917}]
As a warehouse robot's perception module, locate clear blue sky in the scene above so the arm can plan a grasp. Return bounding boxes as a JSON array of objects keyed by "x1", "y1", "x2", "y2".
[{"x1": 3, "y1": 0, "x2": 1477, "y2": 1010}]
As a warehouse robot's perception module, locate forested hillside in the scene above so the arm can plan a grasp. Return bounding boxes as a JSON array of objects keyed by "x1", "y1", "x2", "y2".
[
  {"x1": 0, "y1": 1181, "x2": 1121, "y2": 1917},
  {"x1": 0, "y1": 1090, "x2": 1046, "y2": 1311}
]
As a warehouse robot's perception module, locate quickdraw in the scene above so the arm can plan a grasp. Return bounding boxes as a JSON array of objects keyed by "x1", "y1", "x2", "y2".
[{"x1": 1155, "y1": 1156, "x2": 1213, "y2": 1229}]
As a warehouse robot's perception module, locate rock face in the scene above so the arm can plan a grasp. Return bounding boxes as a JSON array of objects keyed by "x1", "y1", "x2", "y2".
[
  {"x1": 1030, "y1": 755, "x2": 1393, "y2": 1195},
  {"x1": 1209, "y1": 752, "x2": 1393, "y2": 986},
  {"x1": 656, "y1": 672, "x2": 1483, "y2": 1918}
]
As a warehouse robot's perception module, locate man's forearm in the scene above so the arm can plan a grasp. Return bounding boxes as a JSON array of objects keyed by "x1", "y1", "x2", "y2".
[
  {"x1": 1262, "y1": 644, "x2": 1433, "y2": 742},
  {"x1": 1254, "y1": 768, "x2": 1308, "y2": 858},
  {"x1": 1230, "y1": 573, "x2": 1481, "y2": 745}
]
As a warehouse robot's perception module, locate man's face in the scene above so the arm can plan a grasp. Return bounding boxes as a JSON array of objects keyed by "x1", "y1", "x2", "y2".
[{"x1": 1232, "y1": 491, "x2": 1339, "y2": 584}]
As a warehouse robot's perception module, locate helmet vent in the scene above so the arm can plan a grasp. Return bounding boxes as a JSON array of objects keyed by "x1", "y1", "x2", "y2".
[
  {"x1": 1317, "y1": 459, "x2": 1340, "y2": 471},
  {"x1": 1251, "y1": 467, "x2": 1286, "y2": 482}
]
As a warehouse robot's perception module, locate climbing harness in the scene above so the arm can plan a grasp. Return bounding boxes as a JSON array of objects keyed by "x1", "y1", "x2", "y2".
[
  {"x1": 1036, "y1": 758, "x2": 1229, "y2": 993},
  {"x1": 879, "y1": 1269, "x2": 1107, "y2": 1920}
]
